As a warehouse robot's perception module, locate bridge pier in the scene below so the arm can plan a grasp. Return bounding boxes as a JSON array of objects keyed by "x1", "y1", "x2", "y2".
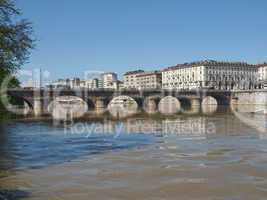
[
  {"x1": 231, "y1": 97, "x2": 238, "y2": 104},
  {"x1": 191, "y1": 97, "x2": 201, "y2": 107},
  {"x1": 188, "y1": 97, "x2": 201, "y2": 114},
  {"x1": 23, "y1": 101, "x2": 30, "y2": 115},
  {"x1": 230, "y1": 96, "x2": 240, "y2": 112},
  {"x1": 144, "y1": 98, "x2": 158, "y2": 114},
  {"x1": 95, "y1": 98, "x2": 106, "y2": 114},
  {"x1": 33, "y1": 98, "x2": 43, "y2": 116}
]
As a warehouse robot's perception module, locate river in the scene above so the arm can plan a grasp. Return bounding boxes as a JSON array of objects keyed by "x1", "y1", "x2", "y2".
[{"x1": 0, "y1": 107, "x2": 267, "y2": 200}]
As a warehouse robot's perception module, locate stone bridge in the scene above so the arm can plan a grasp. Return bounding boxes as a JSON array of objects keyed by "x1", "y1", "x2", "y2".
[{"x1": 5, "y1": 88, "x2": 234, "y2": 116}]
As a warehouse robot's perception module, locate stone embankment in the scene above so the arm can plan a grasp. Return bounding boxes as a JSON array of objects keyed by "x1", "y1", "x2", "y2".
[{"x1": 232, "y1": 90, "x2": 267, "y2": 105}]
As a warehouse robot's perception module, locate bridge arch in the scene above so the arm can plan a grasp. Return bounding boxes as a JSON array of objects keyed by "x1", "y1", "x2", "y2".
[
  {"x1": 158, "y1": 96, "x2": 181, "y2": 115},
  {"x1": 208, "y1": 94, "x2": 230, "y2": 106},
  {"x1": 108, "y1": 95, "x2": 138, "y2": 118},
  {"x1": 47, "y1": 96, "x2": 88, "y2": 120},
  {"x1": 178, "y1": 97, "x2": 192, "y2": 111},
  {"x1": 2, "y1": 94, "x2": 34, "y2": 115},
  {"x1": 201, "y1": 96, "x2": 218, "y2": 114}
]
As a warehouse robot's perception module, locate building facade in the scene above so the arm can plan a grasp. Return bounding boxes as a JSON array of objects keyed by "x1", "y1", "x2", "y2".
[
  {"x1": 102, "y1": 72, "x2": 118, "y2": 89},
  {"x1": 82, "y1": 78, "x2": 99, "y2": 89},
  {"x1": 136, "y1": 71, "x2": 162, "y2": 90},
  {"x1": 258, "y1": 63, "x2": 267, "y2": 89},
  {"x1": 111, "y1": 80, "x2": 124, "y2": 90},
  {"x1": 69, "y1": 78, "x2": 81, "y2": 89},
  {"x1": 80, "y1": 79, "x2": 96, "y2": 89},
  {"x1": 48, "y1": 79, "x2": 69, "y2": 89},
  {"x1": 123, "y1": 70, "x2": 145, "y2": 89},
  {"x1": 49, "y1": 78, "x2": 80, "y2": 89},
  {"x1": 162, "y1": 60, "x2": 258, "y2": 90}
]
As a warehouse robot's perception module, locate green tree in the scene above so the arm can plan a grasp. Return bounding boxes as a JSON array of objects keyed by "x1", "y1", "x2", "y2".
[
  {"x1": 0, "y1": 0, "x2": 34, "y2": 87},
  {"x1": 0, "y1": 0, "x2": 34, "y2": 112}
]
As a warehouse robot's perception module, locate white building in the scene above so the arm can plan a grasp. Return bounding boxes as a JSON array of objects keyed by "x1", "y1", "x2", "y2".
[
  {"x1": 123, "y1": 70, "x2": 145, "y2": 89},
  {"x1": 48, "y1": 79, "x2": 69, "y2": 89},
  {"x1": 80, "y1": 78, "x2": 99, "y2": 89},
  {"x1": 136, "y1": 71, "x2": 162, "y2": 90},
  {"x1": 162, "y1": 60, "x2": 258, "y2": 90},
  {"x1": 109, "y1": 80, "x2": 123, "y2": 90},
  {"x1": 49, "y1": 78, "x2": 80, "y2": 89},
  {"x1": 258, "y1": 63, "x2": 267, "y2": 89},
  {"x1": 102, "y1": 72, "x2": 118, "y2": 89},
  {"x1": 69, "y1": 78, "x2": 81, "y2": 89}
]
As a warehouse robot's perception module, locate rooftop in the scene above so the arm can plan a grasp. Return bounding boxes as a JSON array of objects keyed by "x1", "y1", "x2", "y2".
[
  {"x1": 257, "y1": 62, "x2": 267, "y2": 67},
  {"x1": 102, "y1": 72, "x2": 117, "y2": 75},
  {"x1": 124, "y1": 70, "x2": 145, "y2": 75},
  {"x1": 163, "y1": 60, "x2": 257, "y2": 71},
  {"x1": 136, "y1": 71, "x2": 161, "y2": 77}
]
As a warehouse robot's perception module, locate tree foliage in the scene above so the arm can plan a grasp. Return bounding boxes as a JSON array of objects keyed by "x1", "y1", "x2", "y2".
[{"x1": 0, "y1": 0, "x2": 34, "y2": 82}]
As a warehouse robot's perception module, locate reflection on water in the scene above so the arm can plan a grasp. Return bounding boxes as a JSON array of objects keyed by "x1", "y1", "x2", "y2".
[
  {"x1": 231, "y1": 104, "x2": 267, "y2": 134},
  {"x1": 232, "y1": 104, "x2": 267, "y2": 114},
  {"x1": 202, "y1": 104, "x2": 218, "y2": 114},
  {"x1": 0, "y1": 108, "x2": 267, "y2": 200},
  {"x1": 108, "y1": 96, "x2": 139, "y2": 118},
  {"x1": 48, "y1": 96, "x2": 88, "y2": 120}
]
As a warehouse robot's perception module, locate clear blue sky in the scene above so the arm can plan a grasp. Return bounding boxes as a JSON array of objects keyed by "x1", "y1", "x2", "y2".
[{"x1": 18, "y1": 0, "x2": 267, "y2": 81}]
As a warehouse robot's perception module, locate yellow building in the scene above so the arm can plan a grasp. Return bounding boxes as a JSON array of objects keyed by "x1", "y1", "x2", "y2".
[
  {"x1": 123, "y1": 70, "x2": 144, "y2": 89},
  {"x1": 136, "y1": 71, "x2": 162, "y2": 90}
]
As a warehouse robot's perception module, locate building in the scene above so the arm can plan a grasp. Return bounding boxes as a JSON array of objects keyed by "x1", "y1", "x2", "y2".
[
  {"x1": 48, "y1": 79, "x2": 69, "y2": 89},
  {"x1": 98, "y1": 79, "x2": 104, "y2": 89},
  {"x1": 258, "y1": 63, "x2": 267, "y2": 89},
  {"x1": 102, "y1": 72, "x2": 118, "y2": 89},
  {"x1": 49, "y1": 78, "x2": 100, "y2": 90},
  {"x1": 69, "y1": 78, "x2": 81, "y2": 89},
  {"x1": 80, "y1": 78, "x2": 99, "y2": 89},
  {"x1": 123, "y1": 70, "x2": 161, "y2": 90},
  {"x1": 112, "y1": 80, "x2": 124, "y2": 90},
  {"x1": 48, "y1": 78, "x2": 81, "y2": 89},
  {"x1": 136, "y1": 71, "x2": 162, "y2": 90},
  {"x1": 90, "y1": 78, "x2": 100, "y2": 89},
  {"x1": 162, "y1": 60, "x2": 258, "y2": 90},
  {"x1": 123, "y1": 70, "x2": 145, "y2": 89},
  {"x1": 80, "y1": 80, "x2": 86, "y2": 88}
]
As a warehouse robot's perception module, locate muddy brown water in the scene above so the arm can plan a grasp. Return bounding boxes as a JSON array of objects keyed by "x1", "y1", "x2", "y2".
[{"x1": 0, "y1": 108, "x2": 267, "y2": 200}]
